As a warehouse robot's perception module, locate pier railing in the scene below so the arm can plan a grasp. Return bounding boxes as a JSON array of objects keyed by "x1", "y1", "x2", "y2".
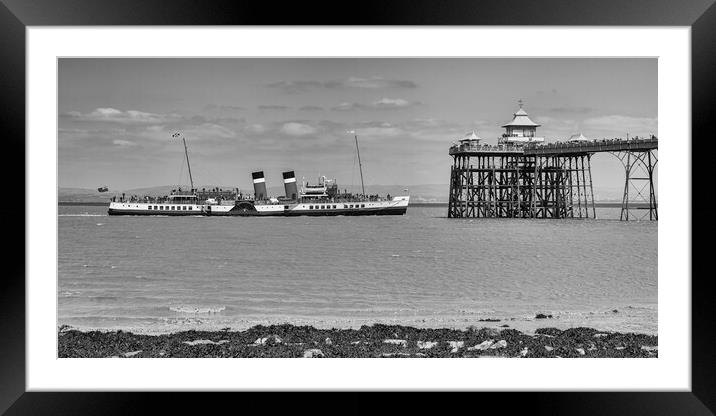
[
  {"x1": 449, "y1": 143, "x2": 524, "y2": 155},
  {"x1": 449, "y1": 137, "x2": 658, "y2": 156},
  {"x1": 524, "y1": 137, "x2": 658, "y2": 155}
]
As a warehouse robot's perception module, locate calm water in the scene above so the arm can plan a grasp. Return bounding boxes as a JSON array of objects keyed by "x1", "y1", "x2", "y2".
[{"x1": 58, "y1": 205, "x2": 657, "y2": 335}]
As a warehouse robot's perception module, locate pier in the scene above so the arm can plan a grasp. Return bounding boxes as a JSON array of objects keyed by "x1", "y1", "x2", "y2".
[{"x1": 447, "y1": 105, "x2": 657, "y2": 220}]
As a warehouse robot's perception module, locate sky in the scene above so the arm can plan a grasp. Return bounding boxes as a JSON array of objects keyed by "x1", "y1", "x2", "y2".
[{"x1": 58, "y1": 58, "x2": 657, "y2": 193}]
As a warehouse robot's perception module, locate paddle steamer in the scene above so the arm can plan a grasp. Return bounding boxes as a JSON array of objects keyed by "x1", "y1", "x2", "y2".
[{"x1": 108, "y1": 133, "x2": 409, "y2": 216}]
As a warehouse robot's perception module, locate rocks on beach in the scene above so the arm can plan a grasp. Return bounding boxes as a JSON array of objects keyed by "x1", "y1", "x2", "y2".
[
  {"x1": 184, "y1": 339, "x2": 229, "y2": 346},
  {"x1": 468, "y1": 340, "x2": 494, "y2": 351},
  {"x1": 490, "y1": 340, "x2": 507, "y2": 349},
  {"x1": 416, "y1": 341, "x2": 437, "y2": 350},
  {"x1": 448, "y1": 341, "x2": 464, "y2": 353},
  {"x1": 383, "y1": 339, "x2": 407, "y2": 347},
  {"x1": 253, "y1": 335, "x2": 283, "y2": 346},
  {"x1": 57, "y1": 323, "x2": 658, "y2": 359},
  {"x1": 303, "y1": 349, "x2": 324, "y2": 358}
]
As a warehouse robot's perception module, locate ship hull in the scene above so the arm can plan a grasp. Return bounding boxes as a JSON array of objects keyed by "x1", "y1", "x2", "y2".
[
  {"x1": 107, "y1": 197, "x2": 409, "y2": 217},
  {"x1": 108, "y1": 209, "x2": 201, "y2": 216},
  {"x1": 212, "y1": 206, "x2": 408, "y2": 217}
]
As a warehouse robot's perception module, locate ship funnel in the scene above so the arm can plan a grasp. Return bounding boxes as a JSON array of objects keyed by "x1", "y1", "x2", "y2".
[
  {"x1": 252, "y1": 171, "x2": 267, "y2": 200},
  {"x1": 282, "y1": 171, "x2": 298, "y2": 200}
]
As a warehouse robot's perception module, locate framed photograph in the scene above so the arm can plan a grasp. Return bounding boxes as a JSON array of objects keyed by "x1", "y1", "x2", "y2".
[{"x1": 5, "y1": 0, "x2": 711, "y2": 413}]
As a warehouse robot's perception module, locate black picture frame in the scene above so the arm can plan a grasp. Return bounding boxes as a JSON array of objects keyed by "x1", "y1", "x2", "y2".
[{"x1": 3, "y1": 0, "x2": 711, "y2": 414}]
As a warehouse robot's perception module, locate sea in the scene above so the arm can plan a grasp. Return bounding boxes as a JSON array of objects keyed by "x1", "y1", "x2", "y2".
[{"x1": 58, "y1": 205, "x2": 657, "y2": 335}]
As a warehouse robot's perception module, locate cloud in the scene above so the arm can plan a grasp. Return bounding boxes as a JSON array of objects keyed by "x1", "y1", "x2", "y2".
[
  {"x1": 299, "y1": 105, "x2": 324, "y2": 111},
  {"x1": 404, "y1": 118, "x2": 467, "y2": 133},
  {"x1": 188, "y1": 123, "x2": 237, "y2": 139},
  {"x1": 62, "y1": 108, "x2": 180, "y2": 124},
  {"x1": 204, "y1": 104, "x2": 245, "y2": 112},
  {"x1": 338, "y1": 77, "x2": 418, "y2": 89},
  {"x1": 245, "y1": 124, "x2": 267, "y2": 135},
  {"x1": 583, "y1": 115, "x2": 657, "y2": 135},
  {"x1": 112, "y1": 139, "x2": 138, "y2": 147},
  {"x1": 59, "y1": 107, "x2": 248, "y2": 148},
  {"x1": 61, "y1": 107, "x2": 242, "y2": 127},
  {"x1": 371, "y1": 97, "x2": 420, "y2": 109},
  {"x1": 265, "y1": 80, "x2": 325, "y2": 93},
  {"x1": 533, "y1": 116, "x2": 579, "y2": 140},
  {"x1": 258, "y1": 105, "x2": 290, "y2": 111},
  {"x1": 537, "y1": 88, "x2": 559, "y2": 95},
  {"x1": 267, "y1": 76, "x2": 418, "y2": 93},
  {"x1": 535, "y1": 116, "x2": 575, "y2": 127},
  {"x1": 356, "y1": 126, "x2": 405, "y2": 138},
  {"x1": 188, "y1": 115, "x2": 244, "y2": 125},
  {"x1": 280, "y1": 122, "x2": 317, "y2": 137},
  {"x1": 405, "y1": 118, "x2": 445, "y2": 129},
  {"x1": 331, "y1": 102, "x2": 368, "y2": 112},
  {"x1": 326, "y1": 119, "x2": 466, "y2": 141},
  {"x1": 331, "y1": 98, "x2": 420, "y2": 112},
  {"x1": 549, "y1": 106, "x2": 593, "y2": 114}
]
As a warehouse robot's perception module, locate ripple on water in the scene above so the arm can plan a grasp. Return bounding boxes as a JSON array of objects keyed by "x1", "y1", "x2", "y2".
[{"x1": 58, "y1": 205, "x2": 657, "y2": 334}]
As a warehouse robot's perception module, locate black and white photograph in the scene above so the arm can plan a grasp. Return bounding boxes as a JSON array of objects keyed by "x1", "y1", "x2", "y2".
[
  {"x1": 5, "y1": 1, "x2": 709, "y2": 409},
  {"x1": 57, "y1": 57, "x2": 659, "y2": 359}
]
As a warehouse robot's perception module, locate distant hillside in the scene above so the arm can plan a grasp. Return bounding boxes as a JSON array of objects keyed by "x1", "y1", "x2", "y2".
[
  {"x1": 57, "y1": 187, "x2": 114, "y2": 203},
  {"x1": 58, "y1": 185, "x2": 235, "y2": 202}
]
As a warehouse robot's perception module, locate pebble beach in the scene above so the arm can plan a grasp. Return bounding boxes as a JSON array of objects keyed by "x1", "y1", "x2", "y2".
[{"x1": 58, "y1": 323, "x2": 658, "y2": 358}]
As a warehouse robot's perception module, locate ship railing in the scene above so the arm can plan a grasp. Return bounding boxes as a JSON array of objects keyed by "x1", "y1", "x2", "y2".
[
  {"x1": 301, "y1": 197, "x2": 392, "y2": 203},
  {"x1": 116, "y1": 195, "x2": 398, "y2": 205},
  {"x1": 251, "y1": 197, "x2": 394, "y2": 205},
  {"x1": 115, "y1": 196, "x2": 204, "y2": 204}
]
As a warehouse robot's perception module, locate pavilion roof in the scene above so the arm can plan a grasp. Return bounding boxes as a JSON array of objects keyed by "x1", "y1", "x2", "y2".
[{"x1": 502, "y1": 106, "x2": 540, "y2": 127}]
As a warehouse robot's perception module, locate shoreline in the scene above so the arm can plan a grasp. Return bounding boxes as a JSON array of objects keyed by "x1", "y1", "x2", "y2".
[{"x1": 58, "y1": 323, "x2": 657, "y2": 358}]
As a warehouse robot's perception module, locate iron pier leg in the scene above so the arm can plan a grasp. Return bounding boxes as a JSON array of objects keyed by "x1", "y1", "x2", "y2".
[
  {"x1": 648, "y1": 150, "x2": 658, "y2": 220},
  {"x1": 620, "y1": 152, "x2": 631, "y2": 221},
  {"x1": 587, "y1": 154, "x2": 596, "y2": 219}
]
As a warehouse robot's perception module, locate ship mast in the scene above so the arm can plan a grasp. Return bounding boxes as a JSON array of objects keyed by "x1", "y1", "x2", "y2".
[
  {"x1": 173, "y1": 132, "x2": 194, "y2": 192},
  {"x1": 353, "y1": 132, "x2": 365, "y2": 195}
]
